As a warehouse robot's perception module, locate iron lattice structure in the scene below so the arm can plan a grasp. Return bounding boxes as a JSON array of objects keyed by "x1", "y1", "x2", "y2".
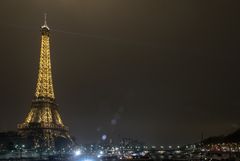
[{"x1": 18, "y1": 17, "x2": 73, "y2": 150}]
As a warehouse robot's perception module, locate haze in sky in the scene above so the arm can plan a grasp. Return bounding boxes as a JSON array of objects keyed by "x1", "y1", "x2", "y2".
[{"x1": 0, "y1": 0, "x2": 239, "y2": 146}]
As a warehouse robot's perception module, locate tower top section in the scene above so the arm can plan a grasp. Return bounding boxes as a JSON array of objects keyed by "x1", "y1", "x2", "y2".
[
  {"x1": 35, "y1": 15, "x2": 55, "y2": 99},
  {"x1": 41, "y1": 14, "x2": 50, "y2": 34}
]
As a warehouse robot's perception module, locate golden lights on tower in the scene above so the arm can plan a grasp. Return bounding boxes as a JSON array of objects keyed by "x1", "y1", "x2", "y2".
[
  {"x1": 17, "y1": 16, "x2": 73, "y2": 149},
  {"x1": 35, "y1": 15, "x2": 55, "y2": 99},
  {"x1": 19, "y1": 15, "x2": 66, "y2": 128}
]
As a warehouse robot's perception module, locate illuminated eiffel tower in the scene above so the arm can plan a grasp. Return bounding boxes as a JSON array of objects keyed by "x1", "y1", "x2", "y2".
[{"x1": 18, "y1": 15, "x2": 73, "y2": 150}]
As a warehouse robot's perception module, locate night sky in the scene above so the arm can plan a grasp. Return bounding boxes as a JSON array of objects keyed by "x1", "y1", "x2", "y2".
[{"x1": 0, "y1": 0, "x2": 239, "y2": 146}]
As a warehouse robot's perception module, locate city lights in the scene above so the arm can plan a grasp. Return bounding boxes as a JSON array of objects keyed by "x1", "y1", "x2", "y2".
[{"x1": 74, "y1": 149, "x2": 81, "y2": 156}]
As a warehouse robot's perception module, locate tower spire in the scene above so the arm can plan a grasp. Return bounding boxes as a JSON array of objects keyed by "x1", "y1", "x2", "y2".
[
  {"x1": 44, "y1": 13, "x2": 47, "y2": 26},
  {"x1": 42, "y1": 13, "x2": 49, "y2": 30}
]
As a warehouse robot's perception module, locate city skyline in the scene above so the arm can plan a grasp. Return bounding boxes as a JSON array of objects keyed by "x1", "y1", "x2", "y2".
[{"x1": 0, "y1": 0, "x2": 239, "y2": 146}]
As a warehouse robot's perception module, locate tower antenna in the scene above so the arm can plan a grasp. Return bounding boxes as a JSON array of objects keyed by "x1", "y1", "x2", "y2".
[{"x1": 44, "y1": 13, "x2": 47, "y2": 26}]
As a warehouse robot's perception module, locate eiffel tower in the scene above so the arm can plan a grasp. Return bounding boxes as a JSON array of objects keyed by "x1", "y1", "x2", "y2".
[{"x1": 18, "y1": 15, "x2": 73, "y2": 150}]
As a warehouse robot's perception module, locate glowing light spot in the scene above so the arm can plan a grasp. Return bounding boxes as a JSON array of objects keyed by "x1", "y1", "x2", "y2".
[
  {"x1": 82, "y1": 158, "x2": 94, "y2": 161},
  {"x1": 74, "y1": 149, "x2": 81, "y2": 156},
  {"x1": 101, "y1": 134, "x2": 107, "y2": 141}
]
